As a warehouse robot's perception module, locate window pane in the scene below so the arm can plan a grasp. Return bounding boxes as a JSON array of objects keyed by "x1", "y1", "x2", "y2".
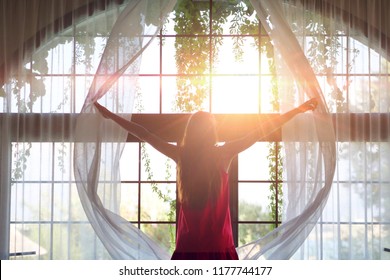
[
  {"x1": 211, "y1": 76, "x2": 260, "y2": 113},
  {"x1": 339, "y1": 224, "x2": 368, "y2": 259},
  {"x1": 52, "y1": 223, "x2": 70, "y2": 259},
  {"x1": 212, "y1": 3, "x2": 259, "y2": 36},
  {"x1": 139, "y1": 38, "x2": 160, "y2": 75},
  {"x1": 140, "y1": 144, "x2": 176, "y2": 181},
  {"x1": 119, "y1": 183, "x2": 139, "y2": 222},
  {"x1": 349, "y1": 76, "x2": 372, "y2": 112},
  {"x1": 381, "y1": 225, "x2": 390, "y2": 260},
  {"x1": 349, "y1": 38, "x2": 369, "y2": 74},
  {"x1": 377, "y1": 76, "x2": 390, "y2": 112},
  {"x1": 238, "y1": 224, "x2": 273, "y2": 247},
  {"x1": 9, "y1": 224, "x2": 50, "y2": 260},
  {"x1": 28, "y1": 76, "x2": 72, "y2": 113},
  {"x1": 239, "y1": 143, "x2": 271, "y2": 181},
  {"x1": 161, "y1": 76, "x2": 179, "y2": 112},
  {"x1": 54, "y1": 143, "x2": 73, "y2": 181},
  {"x1": 12, "y1": 143, "x2": 53, "y2": 182},
  {"x1": 239, "y1": 183, "x2": 273, "y2": 221},
  {"x1": 32, "y1": 38, "x2": 73, "y2": 75},
  {"x1": 212, "y1": 37, "x2": 259, "y2": 75},
  {"x1": 136, "y1": 77, "x2": 161, "y2": 113},
  {"x1": 69, "y1": 183, "x2": 88, "y2": 222},
  {"x1": 75, "y1": 37, "x2": 107, "y2": 74},
  {"x1": 141, "y1": 223, "x2": 175, "y2": 254},
  {"x1": 260, "y1": 76, "x2": 276, "y2": 113},
  {"x1": 67, "y1": 223, "x2": 109, "y2": 260},
  {"x1": 11, "y1": 183, "x2": 52, "y2": 222},
  {"x1": 381, "y1": 184, "x2": 390, "y2": 222},
  {"x1": 75, "y1": 76, "x2": 93, "y2": 112},
  {"x1": 52, "y1": 183, "x2": 71, "y2": 222},
  {"x1": 161, "y1": 37, "x2": 179, "y2": 74},
  {"x1": 140, "y1": 183, "x2": 175, "y2": 222},
  {"x1": 120, "y1": 143, "x2": 140, "y2": 181}
]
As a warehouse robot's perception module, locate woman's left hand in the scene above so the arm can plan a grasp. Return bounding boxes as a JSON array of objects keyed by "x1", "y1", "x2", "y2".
[{"x1": 94, "y1": 102, "x2": 112, "y2": 119}]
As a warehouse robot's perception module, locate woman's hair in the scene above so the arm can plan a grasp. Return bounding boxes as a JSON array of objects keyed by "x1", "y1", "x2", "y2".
[{"x1": 177, "y1": 111, "x2": 221, "y2": 209}]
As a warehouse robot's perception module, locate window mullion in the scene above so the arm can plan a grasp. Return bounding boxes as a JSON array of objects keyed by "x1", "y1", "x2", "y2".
[
  {"x1": 229, "y1": 157, "x2": 239, "y2": 247},
  {"x1": 137, "y1": 142, "x2": 142, "y2": 229},
  {"x1": 0, "y1": 116, "x2": 12, "y2": 259}
]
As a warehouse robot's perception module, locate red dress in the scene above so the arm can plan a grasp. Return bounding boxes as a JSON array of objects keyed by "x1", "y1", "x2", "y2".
[{"x1": 171, "y1": 171, "x2": 239, "y2": 260}]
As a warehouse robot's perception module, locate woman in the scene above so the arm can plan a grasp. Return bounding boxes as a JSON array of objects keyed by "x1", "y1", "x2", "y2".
[{"x1": 94, "y1": 98, "x2": 318, "y2": 260}]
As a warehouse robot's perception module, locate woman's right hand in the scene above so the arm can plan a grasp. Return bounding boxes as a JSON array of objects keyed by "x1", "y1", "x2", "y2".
[{"x1": 298, "y1": 98, "x2": 318, "y2": 113}]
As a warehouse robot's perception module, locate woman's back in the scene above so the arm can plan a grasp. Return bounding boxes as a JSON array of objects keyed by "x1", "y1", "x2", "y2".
[{"x1": 171, "y1": 170, "x2": 238, "y2": 260}]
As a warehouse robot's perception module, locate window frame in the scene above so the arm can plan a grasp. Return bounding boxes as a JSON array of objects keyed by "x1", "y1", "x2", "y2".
[{"x1": 2, "y1": 112, "x2": 388, "y2": 258}]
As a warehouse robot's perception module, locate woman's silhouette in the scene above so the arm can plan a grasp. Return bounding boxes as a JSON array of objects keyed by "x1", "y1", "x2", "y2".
[{"x1": 94, "y1": 98, "x2": 318, "y2": 260}]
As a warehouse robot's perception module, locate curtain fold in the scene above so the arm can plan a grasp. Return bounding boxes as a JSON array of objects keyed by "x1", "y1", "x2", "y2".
[
  {"x1": 236, "y1": 0, "x2": 336, "y2": 259},
  {"x1": 73, "y1": 0, "x2": 176, "y2": 260}
]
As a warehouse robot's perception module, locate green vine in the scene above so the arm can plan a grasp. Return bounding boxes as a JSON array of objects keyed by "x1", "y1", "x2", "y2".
[
  {"x1": 172, "y1": 0, "x2": 256, "y2": 112},
  {"x1": 172, "y1": 0, "x2": 283, "y2": 233},
  {"x1": 173, "y1": 0, "x2": 212, "y2": 112},
  {"x1": 11, "y1": 143, "x2": 32, "y2": 182},
  {"x1": 261, "y1": 37, "x2": 284, "y2": 226},
  {"x1": 134, "y1": 89, "x2": 176, "y2": 252},
  {"x1": 140, "y1": 142, "x2": 176, "y2": 251},
  {"x1": 304, "y1": 12, "x2": 359, "y2": 113}
]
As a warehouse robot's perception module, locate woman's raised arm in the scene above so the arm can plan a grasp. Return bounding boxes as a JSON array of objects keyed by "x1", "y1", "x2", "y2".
[
  {"x1": 94, "y1": 102, "x2": 178, "y2": 162},
  {"x1": 219, "y1": 98, "x2": 318, "y2": 164}
]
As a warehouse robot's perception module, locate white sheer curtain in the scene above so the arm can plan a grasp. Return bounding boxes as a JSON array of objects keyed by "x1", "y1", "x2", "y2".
[
  {"x1": 236, "y1": 0, "x2": 336, "y2": 259},
  {"x1": 1, "y1": 0, "x2": 137, "y2": 260},
  {"x1": 74, "y1": 0, "x2": 176, "y2": 260},
  {"x1": 243, "y1": 0, "x2": 390, "y2": 259},
  {"x1": 282, "y1": 0, "x2": 389, "y2": 260},
  {"x1": 0, "y1": 0, "x2": 176, "y2": 260},
  {"x1": 288, "y1": 0, "x2": 390, "y2": 259}
]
